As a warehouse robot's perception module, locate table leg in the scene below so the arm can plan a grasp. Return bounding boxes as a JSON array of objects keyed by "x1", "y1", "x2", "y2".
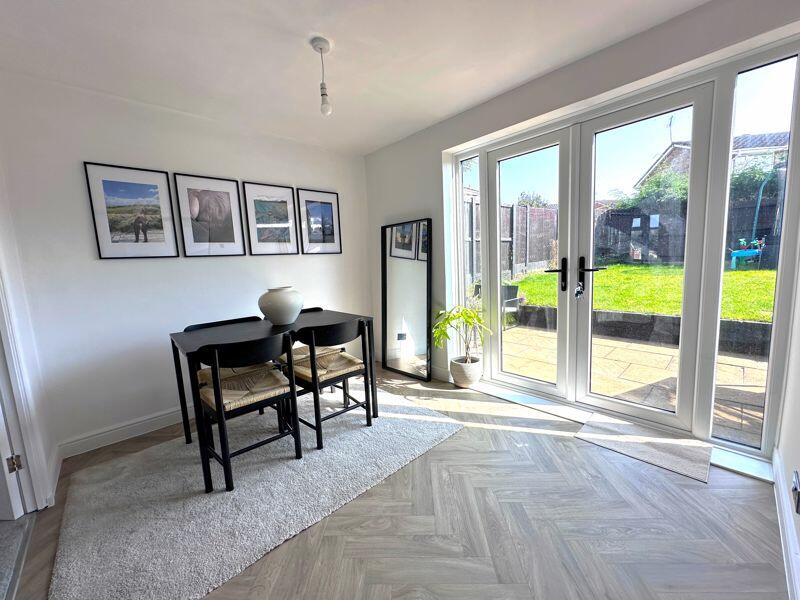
[
  {"x1": 171, "y1": 340, "x2": 192, "y2": 444},
  {"x1": 367, "y1": 320, "x2": 378, "y2": 418},
  {"x1": 188, "y1": 355, "x2": 213, "y2": 492}
]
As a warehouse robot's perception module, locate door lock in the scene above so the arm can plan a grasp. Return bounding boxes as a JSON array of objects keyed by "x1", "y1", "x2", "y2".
[
  {"x1": 574, "y1": 282, "x2": 584, "y2": 299},
  {"x1": 577, "y1": 256, "x2": 606, "y2": 290}
]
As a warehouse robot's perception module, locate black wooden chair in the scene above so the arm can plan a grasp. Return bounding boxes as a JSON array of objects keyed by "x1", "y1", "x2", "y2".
[
  {"x1": 179, "y1": 316, "x2": 266, "y2": 442},
  {"x1": 184, "y1": 316, "x2": 271, "y2": 387},
  {"x1": 195, "y1": 333, "x2": 301, "y2": 492},
  {"x1": 293, "y1": 318, "x2": 373, "y2": 449}
]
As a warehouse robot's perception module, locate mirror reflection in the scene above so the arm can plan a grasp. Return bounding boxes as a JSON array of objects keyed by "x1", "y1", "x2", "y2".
[{"x1": 382, "y1": 218, "x2": 431, "y2": 380}]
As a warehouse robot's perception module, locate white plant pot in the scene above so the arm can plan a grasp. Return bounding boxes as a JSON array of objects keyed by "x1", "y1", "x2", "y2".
[
  {"x1": 258, "y1": 286, "x2": 303, "y2": 325},
  {"x1": 449, "y1": 356, "x2": 483, "y2": 388}
]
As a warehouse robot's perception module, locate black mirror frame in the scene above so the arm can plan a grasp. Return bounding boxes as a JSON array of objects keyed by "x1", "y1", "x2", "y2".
[{"x1": 381, "y1": 218, "x2": 432, "y2": 382}]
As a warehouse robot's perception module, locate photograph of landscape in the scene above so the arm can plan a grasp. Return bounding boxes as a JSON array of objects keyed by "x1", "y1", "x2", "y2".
[
  {"x1": 255, "y1": 198, "x2": 291, "y2": 242},
  {"x1": 101, "y1": 179, "x2": 165, "y2": 243}
]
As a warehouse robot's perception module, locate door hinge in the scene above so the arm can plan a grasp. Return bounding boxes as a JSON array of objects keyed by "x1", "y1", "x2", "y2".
[{"x1": 6, "y1": 454, "x2": 22, "y2": 473}]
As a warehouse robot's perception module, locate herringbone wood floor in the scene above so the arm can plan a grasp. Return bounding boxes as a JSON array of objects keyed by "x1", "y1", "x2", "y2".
[{"x1": 18, "y1": 369, "x2": 787, "y2": 599}]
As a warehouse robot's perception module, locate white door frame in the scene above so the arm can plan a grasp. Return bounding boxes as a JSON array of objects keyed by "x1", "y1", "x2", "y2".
[{"x1": 0, "y1": 164, "x2": 50, "y2": 512}]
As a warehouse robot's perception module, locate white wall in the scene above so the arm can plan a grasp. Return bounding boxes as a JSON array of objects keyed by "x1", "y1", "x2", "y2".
[
  {"x1": 0, "y1": 71, "x2": 370, "y2": 488},
  {"x1": 365, "y1": 0, "x2": 800, "y2": 378}
]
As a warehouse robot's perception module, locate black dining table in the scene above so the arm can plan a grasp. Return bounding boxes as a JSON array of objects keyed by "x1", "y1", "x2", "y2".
[{"x1": 169, "y1": 310, "x2": 378, "y2": 445}]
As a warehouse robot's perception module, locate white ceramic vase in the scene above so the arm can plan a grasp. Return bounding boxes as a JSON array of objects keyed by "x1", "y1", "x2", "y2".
[
  {"x1": 449, "y1": 356, "x2": 483, "y2": 388},
  {"x1": 258, "y1": 286, "x2": 303, "y2": 325}
]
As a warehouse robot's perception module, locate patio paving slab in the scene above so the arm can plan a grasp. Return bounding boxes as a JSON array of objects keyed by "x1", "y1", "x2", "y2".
[{"x1": 500, "y1": 325, "x2": 768, "y2": 447}]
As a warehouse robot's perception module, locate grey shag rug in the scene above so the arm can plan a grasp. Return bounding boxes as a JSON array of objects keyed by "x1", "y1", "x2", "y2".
[
  {"x1": 576, "y1": 413, "x2": 712, "y2": 482},
  {"x1": 49, "y1": 385, "x2": 462, "y2": 599}
]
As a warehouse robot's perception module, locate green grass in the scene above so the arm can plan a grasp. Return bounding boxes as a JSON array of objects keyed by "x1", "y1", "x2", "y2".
[{"x1": 514, "y1": 263, "x2": 776, "y2": 322}]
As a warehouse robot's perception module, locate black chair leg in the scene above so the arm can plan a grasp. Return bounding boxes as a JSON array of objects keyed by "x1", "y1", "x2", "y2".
[
  {"x1": 216, "y1": 409, "x2": 235, "y2": 492},
  {"x1": 277, "y1": 400, "x2": 286, "y2": 434},
  {"x1": 312, "y1": 385, "x2": 324, "y2": 449},
  {"x1": 204, "y1": 411, "x2": 215, "y2": 451},
  {"x1": 363, "y1": 372, "x2": 373, "y2": 427},
  {"x1": 290, "y1": 393, "x2": 302, "y2": 459},
  {"x1": 342, "y1": 378, "x2": 350, "y2": 407}
]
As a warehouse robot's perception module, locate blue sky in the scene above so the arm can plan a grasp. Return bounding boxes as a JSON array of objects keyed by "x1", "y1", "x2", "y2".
[
  {"x1": 462, "y1": 56, "x2": 797, "y2": 204},
  {"x1": 102, "y1": 179, "x2": 159, "y2": 206}
]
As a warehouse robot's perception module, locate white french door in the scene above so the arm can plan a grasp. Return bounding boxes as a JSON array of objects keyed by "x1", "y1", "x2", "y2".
[
  {"x1": 486, "y1": 128, "x2": 573, "y2": 401},
  {"x1": 574, "y1": 84, "x2": 713, "y2": 431},
  {"x1": 485, "y1": 84, "x2": 714, "y2": 433}
]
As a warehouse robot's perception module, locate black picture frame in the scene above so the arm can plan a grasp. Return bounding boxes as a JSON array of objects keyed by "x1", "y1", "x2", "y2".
[
  {"x1": 381, "y1": 218, "x2": 432, "y2": 382},
  {"x1": 296, "y1": 188, "x2": 342, "y2": 255},
  {"x1": 242, "y1": 181, "x2": 300, "y2": 256},
  {"x1": 84, "y1": 162, "x2": 179, "y2": 259},
  {"x1": 174, "y1": 172, "x2": 246, "y2": 257},
  {"x1": 416, "y1": 220, "x2": 429, "y2": 262},
  {"x1": 389, "y1": 222, "x2": 417, "y2": 260}
]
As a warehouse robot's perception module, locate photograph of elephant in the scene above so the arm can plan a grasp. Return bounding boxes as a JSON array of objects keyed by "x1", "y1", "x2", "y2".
[
  {"x1": 102, "y1": 180, "x2": 165, "y2": 243},
  {"x1": 187, "y1": 188, "x2": 236, "y2": 243}
]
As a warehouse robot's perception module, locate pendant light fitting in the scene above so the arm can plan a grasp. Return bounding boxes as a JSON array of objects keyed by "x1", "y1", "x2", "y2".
[{"x1": 310, "y1": 36, "x2": 332, "y2": 116}]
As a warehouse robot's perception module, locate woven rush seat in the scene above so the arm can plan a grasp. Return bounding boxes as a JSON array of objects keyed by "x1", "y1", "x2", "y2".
[
  {"x1": 197, "y1": 363, "x2": 270, "y2": 387},
  {"x1": 280, "y1": 345, "x2": 342, "y2": 363},
  {"x1": 199, "y1": 367, "x2": 290, "y2": 411},
  {"x1": 294, "y1": 351, "x2": 364, "y2": 383}
]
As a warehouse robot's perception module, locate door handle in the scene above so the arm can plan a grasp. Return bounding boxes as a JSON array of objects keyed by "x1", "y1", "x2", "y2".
[
  {"x1": 577, "y1": 256, "x2": 606, "y2": 288},
  {"x1": 544, "y1": 257, "x2": 568, "y2": 292}
]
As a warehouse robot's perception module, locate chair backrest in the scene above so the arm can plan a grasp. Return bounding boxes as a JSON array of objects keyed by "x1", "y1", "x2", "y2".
[
  {"x1": 300, "y1": 307, "x2": 323, "y2": 314},
  {"x1": 184, "y1": 316, "x2": 262, "y2": 332},
  {"x1": 296, "y1": 318, "x2": 362, "y2": 348},
  {"x1": 501, "y1": 285, "x2": 519, "y2": 301},
  {"x1": 196, "y1": 333, "x2": 288, "y2": 369}
]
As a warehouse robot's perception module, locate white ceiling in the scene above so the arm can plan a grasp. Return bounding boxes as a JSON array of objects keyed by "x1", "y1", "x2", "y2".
[{"x1": 0, "y1": 0, "x2": 712, "y2": 154}]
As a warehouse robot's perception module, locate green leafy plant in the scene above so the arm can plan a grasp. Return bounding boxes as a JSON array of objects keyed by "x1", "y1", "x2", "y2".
[{"x1": 432, "y1": 305, "x2": 491, "y2": 364}]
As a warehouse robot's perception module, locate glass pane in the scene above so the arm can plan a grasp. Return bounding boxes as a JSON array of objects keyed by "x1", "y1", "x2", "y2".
[
  {"x1": 498, "y1": 145, "x2": 560, "y2": 384},
  {"x1": 590, "y1": 106, "x2": 694, "y2": 411},
  {"x1": 712, "y1": 57, "x2": 797, "y2": 448},
  {"x1": 460, "y1": 157, "x2": 481, "y2": 303}
]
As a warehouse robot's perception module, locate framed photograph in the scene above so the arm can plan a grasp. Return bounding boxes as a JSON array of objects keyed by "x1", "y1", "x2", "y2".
[
  {"x1": 174, "y1": 173, "x2": 245, "y2": 256},
  {"x1": 416, "y1": 220, "x2": 429, "y2": 261},
  {"x1": 84, "y1": 162, "x2": 178, "y2": 259},
  {"x1": 243, "y1": 182, "x2": 299, "y2": 255},
  {"x1": 390, "y1": 222, "x2": 417, "y2": 260},
  {"x1": 297, "y1": 188, "x2": 342, "y2": 254}
]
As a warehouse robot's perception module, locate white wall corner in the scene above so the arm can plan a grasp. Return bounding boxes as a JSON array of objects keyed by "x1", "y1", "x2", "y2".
[
  {"x1": 774, "y1": 447, "x2": 800, "y2": 600},
  {"x1": 46, "y1": 450, "x2": 62, "y2": 507}
]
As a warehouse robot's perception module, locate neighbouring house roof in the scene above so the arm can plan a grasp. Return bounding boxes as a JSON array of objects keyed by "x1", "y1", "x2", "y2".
[
  {"x1": 635, "y1": 131, "x2": 790, "y2": 188},
  {"x1": 732, "y1": 131, "x2": 790, "y2": 150}
]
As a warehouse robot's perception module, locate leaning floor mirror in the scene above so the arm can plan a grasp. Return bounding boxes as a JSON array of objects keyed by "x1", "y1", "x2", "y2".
[{"x1": 381, "y1": 218, "x2": 432, "y2": 381}]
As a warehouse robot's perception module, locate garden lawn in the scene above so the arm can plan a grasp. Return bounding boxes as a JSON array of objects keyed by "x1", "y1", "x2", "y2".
[{"x1": 515, "y1": 263, "x2": 776, "y2": 322}]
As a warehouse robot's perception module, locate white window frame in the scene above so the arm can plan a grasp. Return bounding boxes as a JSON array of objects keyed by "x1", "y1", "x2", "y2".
[{"x1": 446, "y1": 36, "x2": 800, "y2": 460}]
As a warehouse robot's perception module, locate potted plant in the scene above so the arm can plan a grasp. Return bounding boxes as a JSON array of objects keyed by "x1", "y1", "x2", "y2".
[{"x1": 432, "y1": 305, "x2": 491, "y2": 388}]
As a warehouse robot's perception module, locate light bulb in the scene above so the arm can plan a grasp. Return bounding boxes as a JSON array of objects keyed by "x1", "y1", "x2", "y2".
[{"x1": 320, "y1": 82, "x2": 332, "y2": 116}]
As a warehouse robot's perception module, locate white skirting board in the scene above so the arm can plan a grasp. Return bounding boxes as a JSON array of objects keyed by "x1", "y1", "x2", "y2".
[
  {"x1": 774, "y1": 448, "x2": 800, "y2": 600},
  {"x1": 48, "y1": 406, "x2": 184, "y2": 504}
]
